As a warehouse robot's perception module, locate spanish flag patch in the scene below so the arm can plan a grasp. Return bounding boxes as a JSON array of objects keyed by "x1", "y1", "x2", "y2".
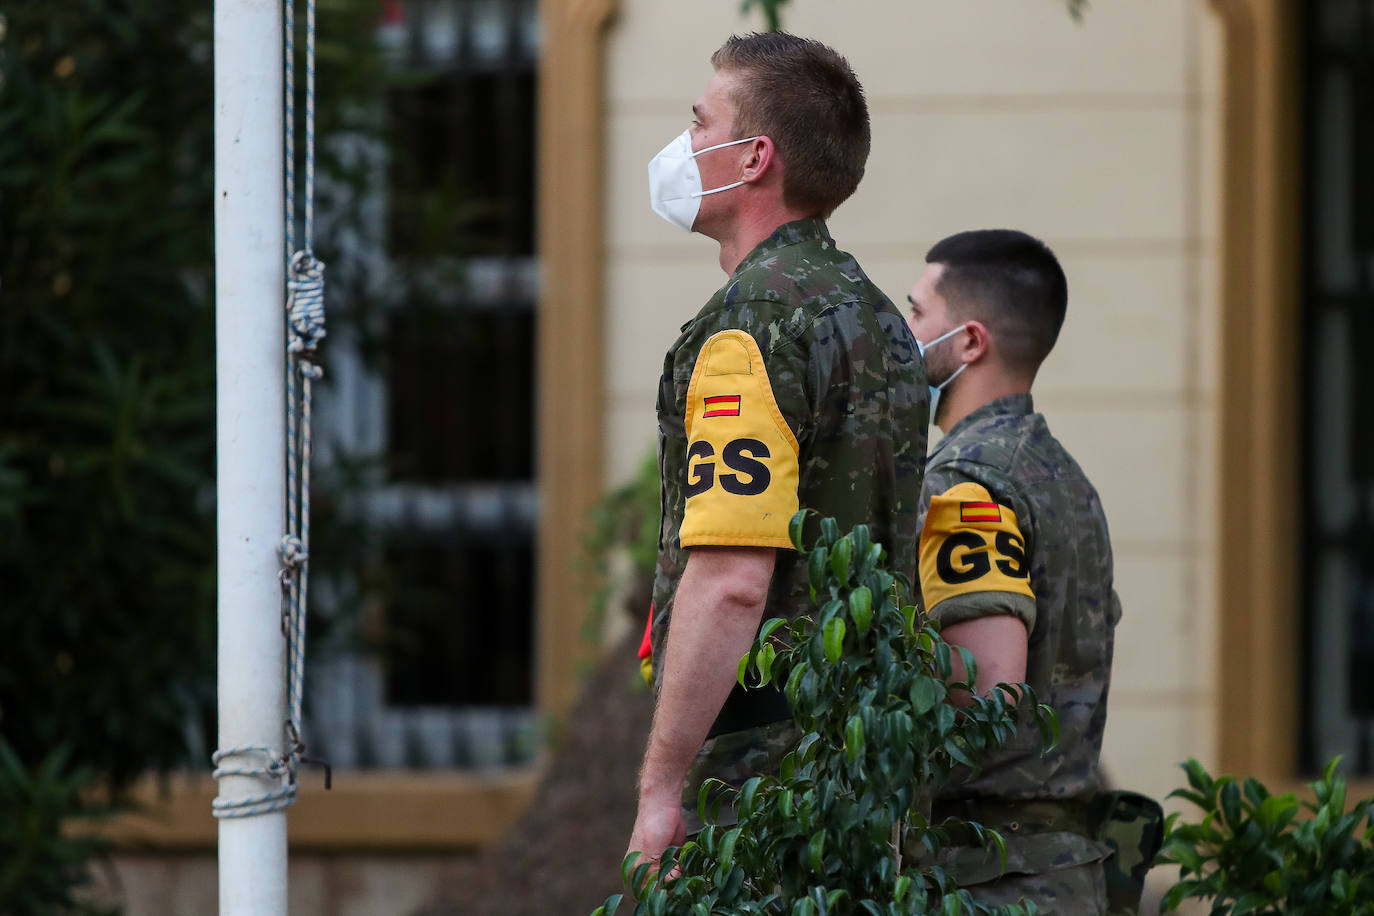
[
  {"x1": 702, "y1": 395, "x2": 742, "y2": 418},
  {"x1": 959, "y1": 501, "x2": 1001, "y2": 523}
]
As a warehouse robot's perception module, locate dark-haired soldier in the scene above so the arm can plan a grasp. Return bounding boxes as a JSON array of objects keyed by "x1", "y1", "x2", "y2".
[
  {"x1": 906, "y1": 230, "x2": 1123, "y2": 913},
  {"x1": 626, "y1": 33, "x2": 927, "y2": 868}
]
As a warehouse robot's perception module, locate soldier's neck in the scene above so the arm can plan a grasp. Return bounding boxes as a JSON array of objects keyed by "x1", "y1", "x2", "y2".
[
  {"x1": 936, "y1": 372, "x2": 1032, "y2": 433},
  {"x1": 712, "y1": 204, "x2": 811, "y2": 275}
]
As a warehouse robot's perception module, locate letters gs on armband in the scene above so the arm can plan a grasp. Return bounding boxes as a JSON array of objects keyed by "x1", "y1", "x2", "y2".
[
  {"x1": 684, "y1": 437, "x2": 771, "y2": 497},
  {"x1": 936, "y1": 529, "x2": 1029, "y2": 584}
]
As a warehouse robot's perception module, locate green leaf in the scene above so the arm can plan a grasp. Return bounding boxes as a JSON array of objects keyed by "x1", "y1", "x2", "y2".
[
  {"x1": 785, "y1": 662, "x2": 809, "y2": 708},
  {"x1": 620, "y1": 851, "x2": 641, "y2": 888},
  {"x1": 592, "y1": 893, "x2": 622, "y2": 916},
  {"x1": 845, "y1": 714, "x2": 865, "y2": 765},
  {"x1": 830, "y1": 536, "x2": 853, "y2": 582},
  {"x1": 1332, "y1": 868, "x2": 1350, "y2": 901},
  {"x1": 893, "y1": 875, "x2": 912, "y2": 903},
  {"x1": 1219, "y1": 780, "x2": 1242, "y2": 827},
  {"x1": 941, "y1": 892, "x2": 962, "y2": 916},
  {"x1": 737, "y1": 652, "x2": 751, "y2": 687},
  {"x1": 945, "y1": 737, "x2": 975, "y2": 768},
  {"x1": 1182, "y1": 758, "x2": 1213, "y2": 795},
  {"x1": 757, "y1": 642, "x2": 777, "y2": 686},
  {"x1": 758, "y1": 616, "x2": 788, "y2": 643},
  {"x1": 956, "y1": 645, "x2": 978, "y2": 687},
  {"x1": 818, "y1": 598, "x2": 845, "y2": 624},
  {"x1": 737, "y1": 777, "x2": 762, "y2": 820},
  {"x1": 1231, "y1": 892, "x2": 1269, "y2": 914},
  {"x1": 910, "y1": 676, "x2": 943, "y2": 716},
  {"x1": 1035, "y1": 705, "x2": 1059, "y2": 752},
  {"x1": 808, "y1": 830, "x2": 826, "y2": 873},
  {"x1": 901, "y1": 604, "x2": 918, "y2": 637},
  {"x1": 934, "y1": 640, "x2": 952, "y2": 678},
  {"x1": 718, "y1": 827, "x2": 741, "y2": 867},
  {"x1": 823, "y1": 617, "x2": 847, "y2": 664},
  {"x1": 789, "y1": 510, "x2": 808, "y2": 551},
  {"x1": 935, "y1": 702, "x2": 956, "y2": 737},
  {"x1": 849, "y1": 586, "x2": 873, "y2": 635},
  {"x1": 808, "y1": 546, "x2": 828, "y2": 594},
  {"x1": 820, "y1": 516, "x2": 840, "y2": 545}
]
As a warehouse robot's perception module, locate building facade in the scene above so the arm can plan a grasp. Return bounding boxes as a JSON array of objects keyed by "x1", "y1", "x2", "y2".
[{"x1": 105, "y1": 0, "x2": 1371, "y2": 912}]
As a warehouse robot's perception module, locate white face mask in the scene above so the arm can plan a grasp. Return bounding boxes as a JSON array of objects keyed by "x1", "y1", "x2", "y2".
[
  {"x1": 647, "y1": 129, "x2": 760, "y2": 231},
  {"x1": 916, "y1": 324, "x2": 968, "y2": 425}
]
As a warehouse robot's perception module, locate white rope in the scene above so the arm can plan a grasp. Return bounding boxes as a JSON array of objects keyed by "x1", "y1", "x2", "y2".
[{"x1": 213, "y1": 0, "x2": 328, "y2": 819}]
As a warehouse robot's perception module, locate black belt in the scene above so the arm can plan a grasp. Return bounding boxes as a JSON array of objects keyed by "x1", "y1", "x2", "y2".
[{"x1": 706, "y1": 680, "x2": 791, "y2": 738}]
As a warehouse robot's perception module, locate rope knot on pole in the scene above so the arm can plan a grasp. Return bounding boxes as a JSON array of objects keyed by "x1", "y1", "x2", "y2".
[
  {"x1": 210, "y1": 744, "x2": 298, "y2": 818},
  {"x1": 287, "y1": 250, "x2": 326, "y2": 364}
]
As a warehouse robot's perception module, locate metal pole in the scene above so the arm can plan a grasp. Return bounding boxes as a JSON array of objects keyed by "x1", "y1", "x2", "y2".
[{"x1": 215, "y1": 0, "x2": 288, "y2": 912}]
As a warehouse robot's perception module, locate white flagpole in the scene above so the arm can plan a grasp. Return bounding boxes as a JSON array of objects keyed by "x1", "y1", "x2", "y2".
[{"x1": 214, "y1": 0, "x2": 289, "y2": 912}]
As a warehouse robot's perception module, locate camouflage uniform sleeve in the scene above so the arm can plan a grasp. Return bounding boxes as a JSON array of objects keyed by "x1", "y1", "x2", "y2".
[{"x1": 917, "y1": 463, "x2": 1037, "y2": 630}]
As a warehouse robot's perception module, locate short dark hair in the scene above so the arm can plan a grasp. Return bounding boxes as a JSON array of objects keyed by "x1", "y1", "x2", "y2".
[
  {"x1": 711, "y1": 33, "x2": 870, "y2": 218},
  {"x1": 925, "y1": 229, "x2": 1068, "y2": 375}
]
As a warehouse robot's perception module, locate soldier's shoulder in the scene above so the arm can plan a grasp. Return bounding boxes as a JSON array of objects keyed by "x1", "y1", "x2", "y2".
[
  {"x1": 1014, "y1": 413, "x2": 1091, "y2": 487},
  {"x1": 930, "y1": 417, "x2": 1027, "y2": 475}
]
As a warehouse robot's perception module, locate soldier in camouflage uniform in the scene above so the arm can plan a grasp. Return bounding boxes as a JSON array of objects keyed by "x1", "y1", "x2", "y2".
[
  {"x1": 904, "y1": 230, "x2": 1126, "y2": 913},
  {"x1": 626, "y1": 33, "x2": 928, "y2": 864}
]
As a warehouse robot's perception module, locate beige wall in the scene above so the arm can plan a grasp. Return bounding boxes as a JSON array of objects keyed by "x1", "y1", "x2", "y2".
[
  {"x1": 603, "y1": 0, "x2": 1224, "y2": 805},
  {"x1": 89, "y1": 854, "x2": 459, "y2": 916}
]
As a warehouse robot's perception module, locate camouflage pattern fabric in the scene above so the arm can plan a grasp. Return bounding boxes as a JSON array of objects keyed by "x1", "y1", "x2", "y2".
[
  {"x1": 681, "y1": 719, "x2": 800, "y2": 834},
  {"x1": 1089, "y1": 790, "x2": 1164, "y2": 915},
  {"x1": 916, "y1": 393, "x2": 1122, "y2": 903},
  {"x1": 649, "y1": 217, "x2": 928, "y2": 822},
  {"x1": 959, "y1": 861, "x2": 1108, "y2": 915}
]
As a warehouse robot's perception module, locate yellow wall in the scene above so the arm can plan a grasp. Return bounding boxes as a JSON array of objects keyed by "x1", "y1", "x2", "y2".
[{"x1": 602, "y1": 0, "x2": 1225, "y2": 804}]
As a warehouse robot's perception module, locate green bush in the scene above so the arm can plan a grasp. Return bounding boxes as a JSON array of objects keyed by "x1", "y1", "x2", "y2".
[
  {"x1": 595, "y1": 514, "x2": 1056, "y2": 915},
  {"x1": 0, "y1": 738, "x2": 117, "y2": 916},
  {"x1": 1158, "y1": 757, "x2": 1374, "y2": 914},
  {"x1": 0, "y1": 1, "x2": 384, "y2": 907}
]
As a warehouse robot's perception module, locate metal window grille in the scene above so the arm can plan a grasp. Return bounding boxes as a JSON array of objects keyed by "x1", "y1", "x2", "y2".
[
  {"x1": 307, "y1": 0, "x2": 541, "y2": 771},
  {"x1": 1301, "y1": 0, "x2": 1374, "y2": 775}
]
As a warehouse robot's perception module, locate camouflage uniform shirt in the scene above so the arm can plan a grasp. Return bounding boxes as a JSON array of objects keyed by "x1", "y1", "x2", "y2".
[
  {"x1": 648, "y1": 218, "x2": 927, "y2": 814},
  {"x1": 916, "y1": 393, "x2": 1120, "y2": 900}
]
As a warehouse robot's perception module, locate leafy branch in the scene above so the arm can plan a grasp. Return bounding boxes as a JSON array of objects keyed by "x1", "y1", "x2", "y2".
[{"x1": 595, "y1": 514, "x2": 1056, "y2": 915}]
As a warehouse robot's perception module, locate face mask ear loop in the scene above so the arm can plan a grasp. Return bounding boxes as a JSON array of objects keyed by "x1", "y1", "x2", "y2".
[
  {"x1": 687, "y1": 136, "x2": 761, "y2": 199},
  {"x1": 690, "y1": 135, "x2": 762, "y2": 158},
  {"x1": 937, "y1": 362, "x2": 968, "y2": 393},
  {"x1": 690, "y1": 180, "x2": 746, "y2": 200},
  {"x1": 923, "y1": 323, "x2": 968, "y2": 353}
]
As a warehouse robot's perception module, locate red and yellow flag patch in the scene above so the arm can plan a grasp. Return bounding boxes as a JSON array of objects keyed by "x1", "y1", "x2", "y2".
[
  {"x1": 702, "y1": 395, "x2": 742, "y2": 418},
  {"x1": 959, "y1": 501, "x2": 1001, "y2": 523}
]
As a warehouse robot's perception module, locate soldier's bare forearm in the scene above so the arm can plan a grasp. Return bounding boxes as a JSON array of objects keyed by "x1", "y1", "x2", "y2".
[{"x1": 638, "y1": 547, "x2": 775, "y2": 803}]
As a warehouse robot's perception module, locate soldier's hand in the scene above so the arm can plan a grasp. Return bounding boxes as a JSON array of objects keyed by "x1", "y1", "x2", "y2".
[{"x1": 625, "y1": 795, "x2": 686, "y2": 894}]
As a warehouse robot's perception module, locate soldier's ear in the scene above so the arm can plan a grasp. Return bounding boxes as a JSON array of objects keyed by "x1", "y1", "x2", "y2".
[
  {"x1": 962, "y1": 320, "x2": 992, "y2": 364},
  {"x1": 739, "y1": 136, "x2": 776, "y2": 184}
]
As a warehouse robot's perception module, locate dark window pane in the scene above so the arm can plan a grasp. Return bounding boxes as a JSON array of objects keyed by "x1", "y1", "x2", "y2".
[
  {"x1": 381, "y1": 531, "x2": 535, "y2": 706},
  {"x1": 386, "y1": 305, "x2": 535, "y2": 482},
  {"x1": 1300, "y1": 0, "x2": 1374, "y2": 776}
]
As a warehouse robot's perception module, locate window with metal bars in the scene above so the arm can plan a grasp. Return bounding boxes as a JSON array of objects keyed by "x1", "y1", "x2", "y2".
[
  {"x1": 307, "y1": 0, "x2": 541, "y2": 772},
  {"x1": 1301, "y1": 0, "x2": 1374, "y2": 776}
]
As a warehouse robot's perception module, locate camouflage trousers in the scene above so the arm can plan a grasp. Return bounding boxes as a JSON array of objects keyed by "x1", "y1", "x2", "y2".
[
  {"x1": 960, "y1": 861, "x2": 1107, "y2": 915},
  {"x1": 681, "y1": 720, "x2": 799, "y2": 834}
]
